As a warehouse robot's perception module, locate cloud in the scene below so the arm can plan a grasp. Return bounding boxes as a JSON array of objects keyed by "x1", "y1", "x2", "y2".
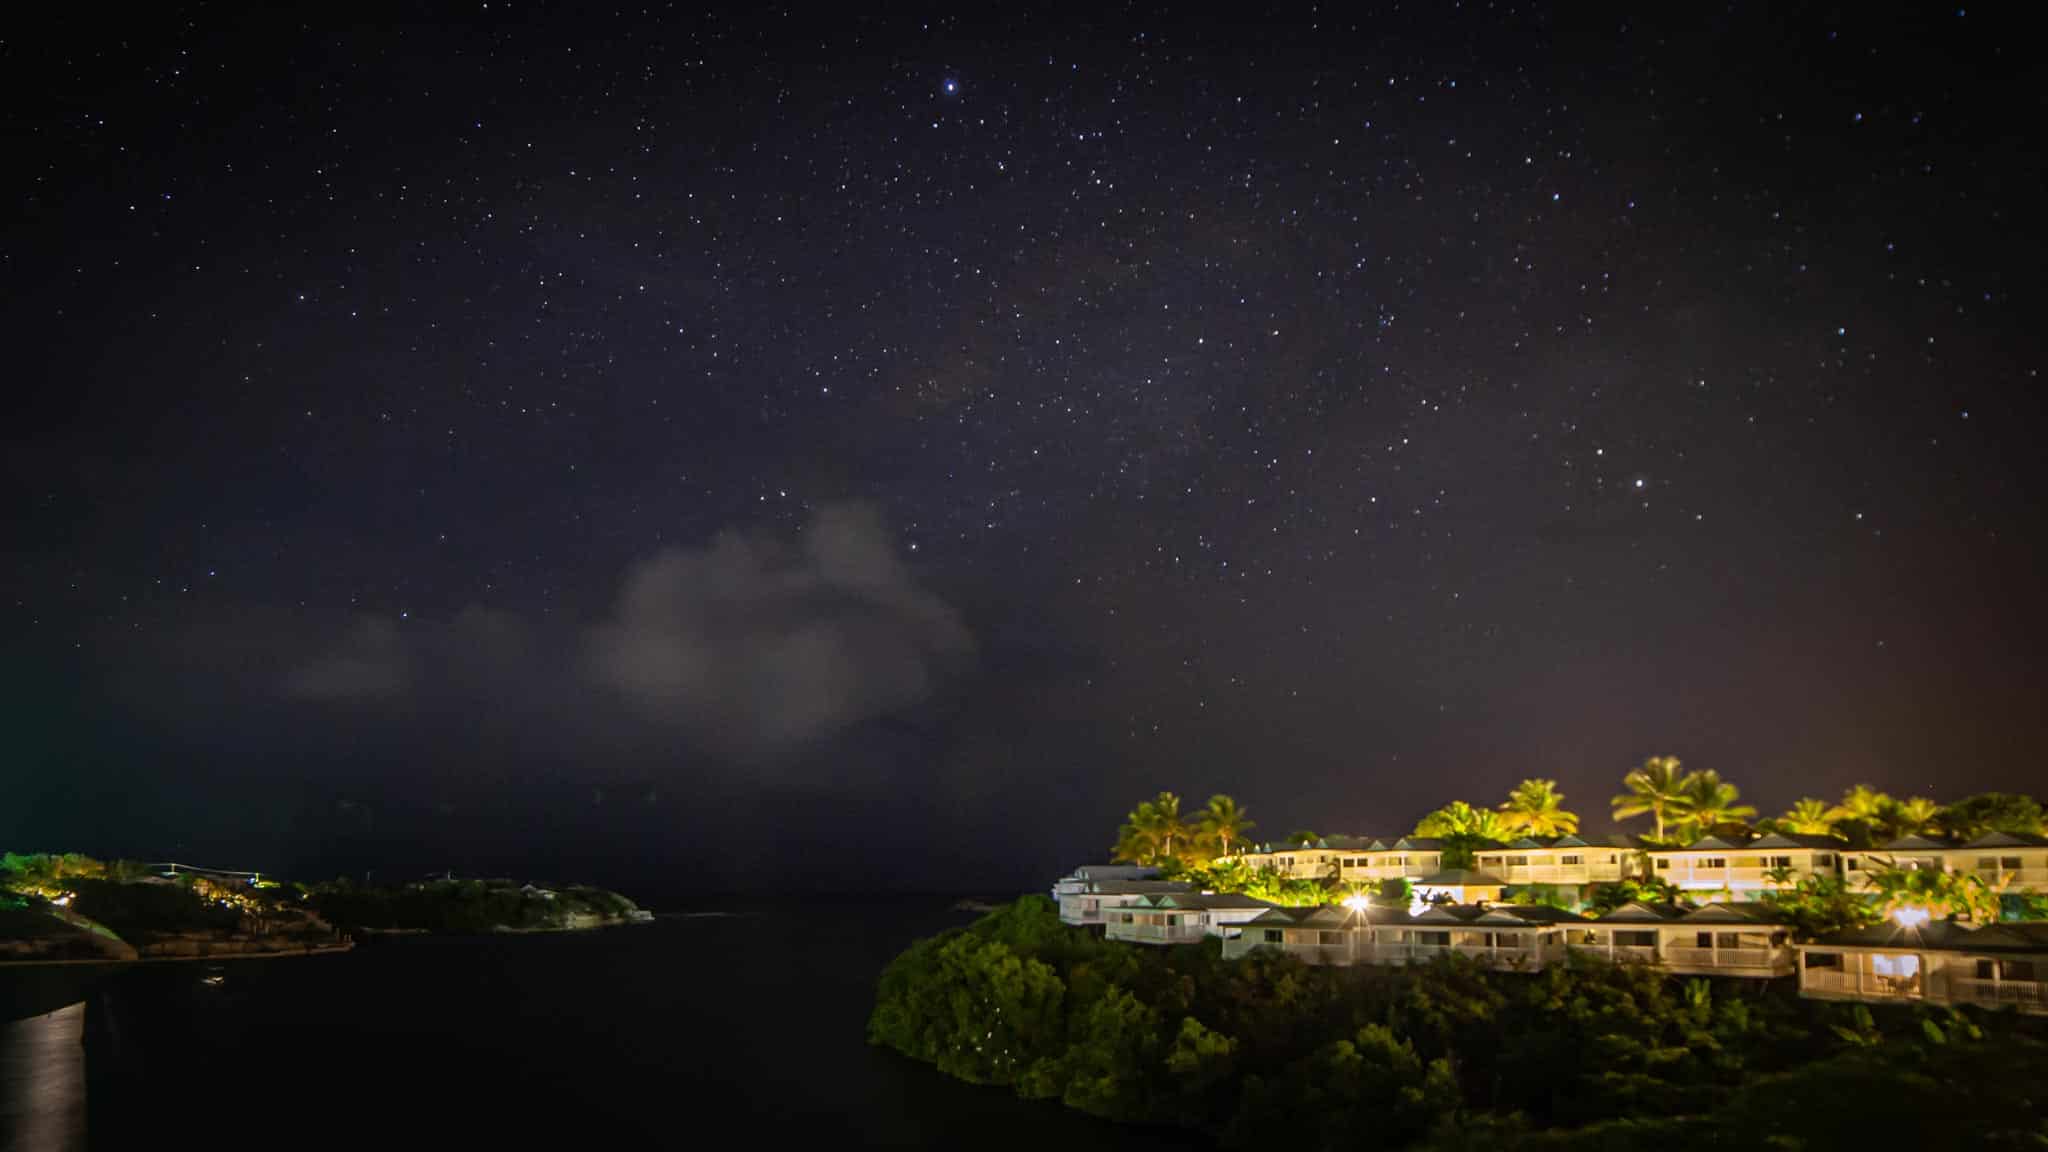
[
  {"x1": 282, "y1": 615, "x2": 410, "y2": 700},
  {"x1": 583, "y1": 502, "x2": 972, "y2": 747}
]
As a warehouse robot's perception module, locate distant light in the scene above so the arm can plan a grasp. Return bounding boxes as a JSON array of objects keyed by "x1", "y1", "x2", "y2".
[
  {"x1": 52, "y1": 895, "x2": 71, "y2": 907},
  {"x1": 1341, "y1": 895, "x2": 1369, "y2": 912},
  {"x1": 1892, "y1": 906, "x2": 1931, "y2": 929},
  {"x1": 943, "y1": 78, "x2": 958, "y2": 95}
]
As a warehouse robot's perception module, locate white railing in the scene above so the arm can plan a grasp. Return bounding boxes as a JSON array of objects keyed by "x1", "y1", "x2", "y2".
[
  {"x1": 1801, "y1": 969, "x2": 1922, "y2": 999},
  {"x1": 1662, "y1": 946, "x2": 1784, "y2": 970},
  {"x1": 1110, "y1": 922, "x2": 1207, "y2": 944},
  {"x1": 1570, "y1": 943, "x2": 1660, "y2": 963},
  {"x1": 1947, "y1": 978, "x2": 2048, "y2": 1012}
]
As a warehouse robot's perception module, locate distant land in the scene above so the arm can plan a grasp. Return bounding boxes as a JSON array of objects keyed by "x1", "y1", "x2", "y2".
[{"x1": 1, "y1": 852, "x2": 650, "y2": 964}]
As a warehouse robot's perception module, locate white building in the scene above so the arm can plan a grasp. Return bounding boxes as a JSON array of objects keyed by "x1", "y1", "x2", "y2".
[
  {"x1": 1797, "y1": 920, "x2": 2048, "y2": 1015},
  {"x1": 1647, "y1": 832, "x2": 1845, "y2": 900},
  {"x1": 1102, "y1": 892, "x2": 1278, "y2": 945}
]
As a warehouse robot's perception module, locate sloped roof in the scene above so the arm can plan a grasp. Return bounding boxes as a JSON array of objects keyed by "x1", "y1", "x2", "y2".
[
  {"x1": 1547, "y1": 834, "x2": 1591, "y2": 848},
  {"x1": 1086, "y1": 880, "x2": 1193, "y2": 895},
  {"x1": 1683, "y1": 902, "x2": 1786, "y2": 925},
  {"x1": 1158, "y1": 892, "x2": 1276, "y2": 910},
  {"x1": 1594, "y1": 901, "x2": 1690, "y2": 923},
  {"x1": 1960, "y1": 830, "x2": 2048, "y2": 849},
  {"x1": 1879, "y1": 834, "x2": 1953, "y2": 851},
  {"x1": 1503, "y1": 837, "x2": 1545, "y2": 849},
  {"x1": 1410, "y1": 903, "x2": 1586, "y2": 927},
  {"x1": 1414, "y1": 869, "x2": 1506, "y2": 887},
  {"x1": 1393, "y1": 837, "x2": 1446, "y2": 850},
  {"x1": 1669, "y1": 835, "x2": 1744, "y2": 851},
  {"x1": 1747, "y1": 832, "x2": 1846, "y2": 850},
  {"x1": 1804, "y1": 920, "x2": 2048, "y2": 954}
]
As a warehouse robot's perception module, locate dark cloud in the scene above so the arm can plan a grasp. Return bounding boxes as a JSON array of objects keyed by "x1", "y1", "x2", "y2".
[
  {"x1": 282, "y1": 614, "x2": 410, "y2": 701},
  {"x1": 584, "y1": 502, "x2": 973, "y2": 747}
]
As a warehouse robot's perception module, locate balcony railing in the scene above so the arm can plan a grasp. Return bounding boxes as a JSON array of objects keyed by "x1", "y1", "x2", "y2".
[
  {"x1": 1947, "y1": 978, "x2": 2048, "y2": 1012},
  {"x1": 1801, "y1": 968, "x2": 1923, "y2": 999},
  {"x1": 1967, "y1": 866, "x2": 2048, "y2": 890},
  {"x1": 1111, "y1": 922, "x2": 1207, "y2": 944},
  {"x1": 1570, "y1": 943, "x2": 1660, "y2": 963},
  {"x1": 1662, "y1": 945, "x2": 1785, "y2": 970}
]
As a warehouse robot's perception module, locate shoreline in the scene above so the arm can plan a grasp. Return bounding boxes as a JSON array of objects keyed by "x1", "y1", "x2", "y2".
[{"x1": 0, "y1": 941, "x2": 358, "y2": 969}]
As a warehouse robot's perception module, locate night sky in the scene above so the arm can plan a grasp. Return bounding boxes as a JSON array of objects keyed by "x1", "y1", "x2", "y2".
[{"x1": 8, "y1": 7, "x2": 2044, "y2": 895}]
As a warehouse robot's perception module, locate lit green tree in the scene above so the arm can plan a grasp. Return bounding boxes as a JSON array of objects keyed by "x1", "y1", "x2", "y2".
[
  {"x1": 1671, "y1": 770, "x2": 1757, "y2": 842},
  {"x1": 1196, "y1": 794, "x2": 1254, "y2": 859},
  {"x1": 1774, "y1": 797, "x2": 1838, "y2": 836},
  {"x1": 1932, "y1": 792, "x2": 2045, "y2": 839},
  {"x1": 1611, "y1": 755, "x2": 1691, "y2": 843},
  {"x1": 1499, "y1": 778, "x2": 1579, "y2": 837}
]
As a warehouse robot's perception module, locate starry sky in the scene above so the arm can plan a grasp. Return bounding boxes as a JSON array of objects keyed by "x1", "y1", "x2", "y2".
[{"x1": 7, "y1": 6, "x2": 2044, "y2": 895}]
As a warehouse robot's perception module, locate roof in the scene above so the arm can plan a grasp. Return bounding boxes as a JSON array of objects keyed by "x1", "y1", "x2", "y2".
[
  {"x1": 1683, "y1": 902, "x2": 1787, "y2": 925},
  {"x1": 1877, "y1": 834, "x2": 1953, "y2": 851},
  {"x1": 1414, "y1": 869, "x2": 1506, "y2": 887},
  {"x1": 1083, "y1": 880, "x2": 1192, "y2": 895},
  {"x1": 1960, "y1": 830, "x2": 2048, "y2": 849},
  {"x1": 1071, "y1": 864, "x2": 1160, "y2": 880},
  {"x1": 1746, "y1": 832, "x2": 1846, "y2": 850},
  {"x1": 1594, "y1": 901, "x2": 1690, "y2": 923},
  {"x1": 1154, "y1": 892, "x2": 1276, "y2": 911},
  {"x1": 1393, "y1": 837, "x2": 1446, "y2": 850},
  {"x1": 1663, "y1": 835, "x2": 1744, "y2": 852},
  {"x1": 1804, "y1": 920, "x2": 2048, "y2": 954},
  {"x1": 1410, "y1": 903, "x2": 1587, "y2": 927}
]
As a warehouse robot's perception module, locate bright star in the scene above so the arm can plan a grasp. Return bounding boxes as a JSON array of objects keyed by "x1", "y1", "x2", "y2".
[{"x1": 942, "y1": 78, "x2": 958, "y2": 95}]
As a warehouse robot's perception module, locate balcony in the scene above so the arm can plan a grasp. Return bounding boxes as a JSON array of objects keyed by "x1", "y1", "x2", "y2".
[
  {"x1": 1801, "y1": 968, "x2": 1923, "y2": 1001},
  {"x1": 1947, "y1": 978, "x2": 2048, "y2": 1014},
  {"x1": 1662, "y1": 945, "x2": 1790, "y2": 974},
  {"x1": 1968, "y1": 866, "x2": 2048, "y2": 891},
  {"x1": 1571, "y1": 943, "x2": 1660, "y2": 964},
  {"x1": 1109, "y1": 922, "x2": 1207, "y2": 945}
]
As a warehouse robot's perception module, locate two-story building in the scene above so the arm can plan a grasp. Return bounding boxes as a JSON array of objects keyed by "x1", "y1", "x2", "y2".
[
  {"x1": 1797, "y1": 920, "x2": 2048, "y2": 1016},
  {"x1": 1647, "y1": 831, "x2": 1845, "y2": 899},
  {"x1": 1102, "y1": 891, "x2": 1278, "y2": 946},
  {"x1": 1576, "y1": 901, "x2": 1798, "y2": 976},
  {"x1": 1840, "y1": 832, "x2": 2048, "y2": 895},
  {"x1": 1055, "y1": 878, "x2": 1191, "y2": 928}
]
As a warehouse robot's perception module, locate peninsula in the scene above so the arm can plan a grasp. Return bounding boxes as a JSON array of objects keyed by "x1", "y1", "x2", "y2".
[{"x1": 1, "y1": 853, "x2": 650, "y2": 965}]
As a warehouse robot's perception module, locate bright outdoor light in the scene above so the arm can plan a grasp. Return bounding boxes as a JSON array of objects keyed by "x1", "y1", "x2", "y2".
[
  {"x1": 1890, "y1": 906, "x2": 1930, "y2": 929},
  {"x1": 1341, "y1": 895, "x2": 1369, "y2": 912}
]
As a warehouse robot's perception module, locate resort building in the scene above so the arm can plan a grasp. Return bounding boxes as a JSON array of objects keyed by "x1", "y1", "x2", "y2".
[
  {"x1": 1218, "y1": 900, "x2": 1795, "y2": 978},
  {"x1": 1797, "y1": 920, "x2": 2048, "y2": 1016},
  {"x1": 1580, "y1": 901, "x2": 1797, "y2": 977},
  {"x1": 1051, "y1": 864, "x2": 1160, "y2": 900},
  {"x1": 1102, "y1": 892, "x2": 1278, "y2": 946},
  {"x1": 1054, "y1": 878, "x2": 1191, "y2": 928},
  {"x1": 1472, "y1": 835, "x2": 1642, "y2": 888},
  {"x1": 1409, "y1": 869, "x2": 1506, "y2": 906},
  {"x1": 1645, "y1": 832, "x2": 1844, "y2": 899},
  {"x1": 1841, "y1": 832, "x2": 2048, "y2": 894}
]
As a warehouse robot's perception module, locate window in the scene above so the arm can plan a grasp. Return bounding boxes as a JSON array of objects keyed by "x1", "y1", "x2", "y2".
[
  {"x1": 1615, "y1": 931, "x2": 1657, "y2": 948},
  {"x1": 1815, "y1": 853, "x2": 1835, "y2": 866},
  {"x1": 1805, "y1": 951, "x2": 1842, "y2": 969},
  {"x1": 1506, "y1": 855, "x2": 1529, "y2": 866},
  {"x1": 1655, "y1": 858, "x2": 1671, "y2": 870},
  {"x1": 1696, "y1": 931, "x2": 1714, "y2": 949},
  {"x1": 1716, "y1": 932, "x2": 1744, "y2": 949},
  {"x1": 1410, "y1": 930, "x2": 1449, "y2": 947},
  {"x1": 2002, "y1": 856, "x2": 2024, "y2": 870},
  {"x1": 1768, "y1": 856, "x2": 1793, "y2": 869},
  {"x1": 1560, "y1": 854, "x2": 1583, "y2": 865},
  {"x1": 1318, "y1": 930, "x2": 1347, "y2": 947},
  {"x1": 1606, "y1": 853, "x2": 1619, "y2": 863},
  {"x1": 1263, "y1": 929, "x2": 1282, "y2": 944},
  {"x1": 1702, "y1": 857, "x2": 1727, "y2": 869},
  {"x1": 1420, "y1": 855, "x2": 1440, "y2": 868},
  {"x1": 1977, "y1": 857, "x2": 1998, "y2": 870},
  {"x1": 1976, "y1": 959, "x2": 1997, "y2": 980},
  {"x1": 1844, "y1": 857, "x2": 1859, "y2": 870},
  {"x1": 1479, "y1": 856, "x2": 1501, "y2": 866},
  {"x1": 2005, "y1": 960, "x2": 2037, "y2": 981}
]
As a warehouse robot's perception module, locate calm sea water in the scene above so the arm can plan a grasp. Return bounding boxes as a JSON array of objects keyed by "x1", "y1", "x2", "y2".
[{"x1": 2, "y1": 899, "x2": 1207, "y2": 1151}]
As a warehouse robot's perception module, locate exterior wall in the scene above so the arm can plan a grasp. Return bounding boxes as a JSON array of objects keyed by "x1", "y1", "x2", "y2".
[
  {"x1": 1332, "y1": 852, "x2": 1444, "y2": 882},
  {"x1": 1472, "y1": 849, "x2": 1635, "y2": 886},
  {"x1": 1058, "y1": 890, "x2": 1157, "y2": 927},
  {"x1": 1798, "y1": 947, "x2": 2048, "y2": 1015},
  {"x1": 1105, "y1": 909, "x2": 1209, "y2": 945},
  {"x1": 1650, "y1": 849, "x2": 1839, "y2": 897},
  {"x1": 1941, "y1": 847, "x2": 2048, "y2": 893}
]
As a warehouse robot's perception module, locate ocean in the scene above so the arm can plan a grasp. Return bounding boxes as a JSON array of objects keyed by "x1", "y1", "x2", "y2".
[{"x1": 1, "y1": 899, "x2": 1208, "y2": 1150}]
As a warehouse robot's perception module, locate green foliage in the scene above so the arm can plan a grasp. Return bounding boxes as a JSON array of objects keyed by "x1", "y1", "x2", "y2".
[
  {"x1": 1934, "y1": 792, "x2": 2046, "y2": 839},
  {"x1": 64, "y1": 877, "x2": 240, "y2": 939},
  {"x1": 1861, "y1": 862, "x2": 2002, "y2": 924},
  {"x1": 872, "y1": 898, "x2": 2048, "y2": 1145},
  {"x1": 1414, "y1": 800, "x2": 1508, "y2": 842},
  {"x1": 305, "y1": 877, "x2": 637, "y2": 933},
  {"x1": 1610, "y1": 756, "x2": 1689, "y2": 844},
  {"x1": 1499, "y1": 779, "x2": 1579, "y2": 837},
  {"x1": 1506, "y1": 884, "x2": 1575, "y2": 910},
  {"x1": 1582, "y1": 876, "x2": 1689, "y2": 916},
  {"x1": 1757, "y1": 874, "x2": 1881, "y2": 941}
]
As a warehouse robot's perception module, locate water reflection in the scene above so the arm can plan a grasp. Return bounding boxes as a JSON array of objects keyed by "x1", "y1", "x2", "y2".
[{"x1": 1, "y1": 1002, "x2": 86, "y2": 1152}]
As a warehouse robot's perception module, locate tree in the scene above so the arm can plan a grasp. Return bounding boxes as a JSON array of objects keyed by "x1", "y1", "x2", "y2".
[
  {"x1": 1774, "y1": 798, "x2": 1837, "y2": 836},
  {"x1": 1499, "y1": 778, "x2": 1579, "y2": 837},
  {"x1": 1829, "y1": 785, "x2": 1901, "y2": 842},
  {"x1": 1197, "y1": 795, "x2": 1255, "y2": 859},
  {"x1": 1414, "y1": 801, "x2": 1507, "y2": 841},
  {"x1": 1611, "y1": 756, "x2": 1690, "y2": 843},
  {"x1": 1112, "y1": 792, "x2": 1195, "y2": 866},
  {"x1": 1670, "y1": 771, "x2": 1756, "y2": 842},
  {"x1": 1862, "y1": 863, "x2": 2001, "y2": 925},
  {"x1": 1758, "y1": 874, "x2": 1880, "y2": 940},
  {"x1": 1933, "y1": 793, "x2": 2045, "y2": 840},
  {"x1": 1893, "y1": 797, "x2": 1939, "y2": 837},
  {"x1": 1279, "y1": 829, "x2": 1320, "y2": 848}
]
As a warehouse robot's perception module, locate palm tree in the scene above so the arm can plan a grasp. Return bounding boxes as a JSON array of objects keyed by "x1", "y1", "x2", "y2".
[
  {"x1": 1197, "y1": 795, "x2": 1254, "y2": 859},
  {"x1": 1828, "y1": 785, "x2": 1899, "y2": 840},
  {"x1": 1414, "y1": 801, "x2": 1507, "y2": 840},
  {"x1": 1863, "y1": 863, "x2": 2001, "y2": 925},
  {"x1": 1112, "y1": 793, "x2": 1192, "y2": 866},
  {"x1": 1499, "y1": 778, "x2": 1579, "y2": 837},
  {"x1": 1673, "y1": 770, "x2": 1757, "y2": 841},
  {"x1": 1777, "y1": 798, "x2": 1837, "y2": 836},
  {"x1": 1612, "y1": 756, "x2": 1691, "y2": 843},
  {"x1": 1894, "y1": 797, "x2": 1940, "y2": 837}
]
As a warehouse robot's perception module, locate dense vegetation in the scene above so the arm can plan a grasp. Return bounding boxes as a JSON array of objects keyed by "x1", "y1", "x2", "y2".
[
  {"x1": 306, "y1": 877, "x2": 640, "y2": 933},
  {"x1": 870, "y1": 897, "x2": 2048, "y2": 1149}
]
